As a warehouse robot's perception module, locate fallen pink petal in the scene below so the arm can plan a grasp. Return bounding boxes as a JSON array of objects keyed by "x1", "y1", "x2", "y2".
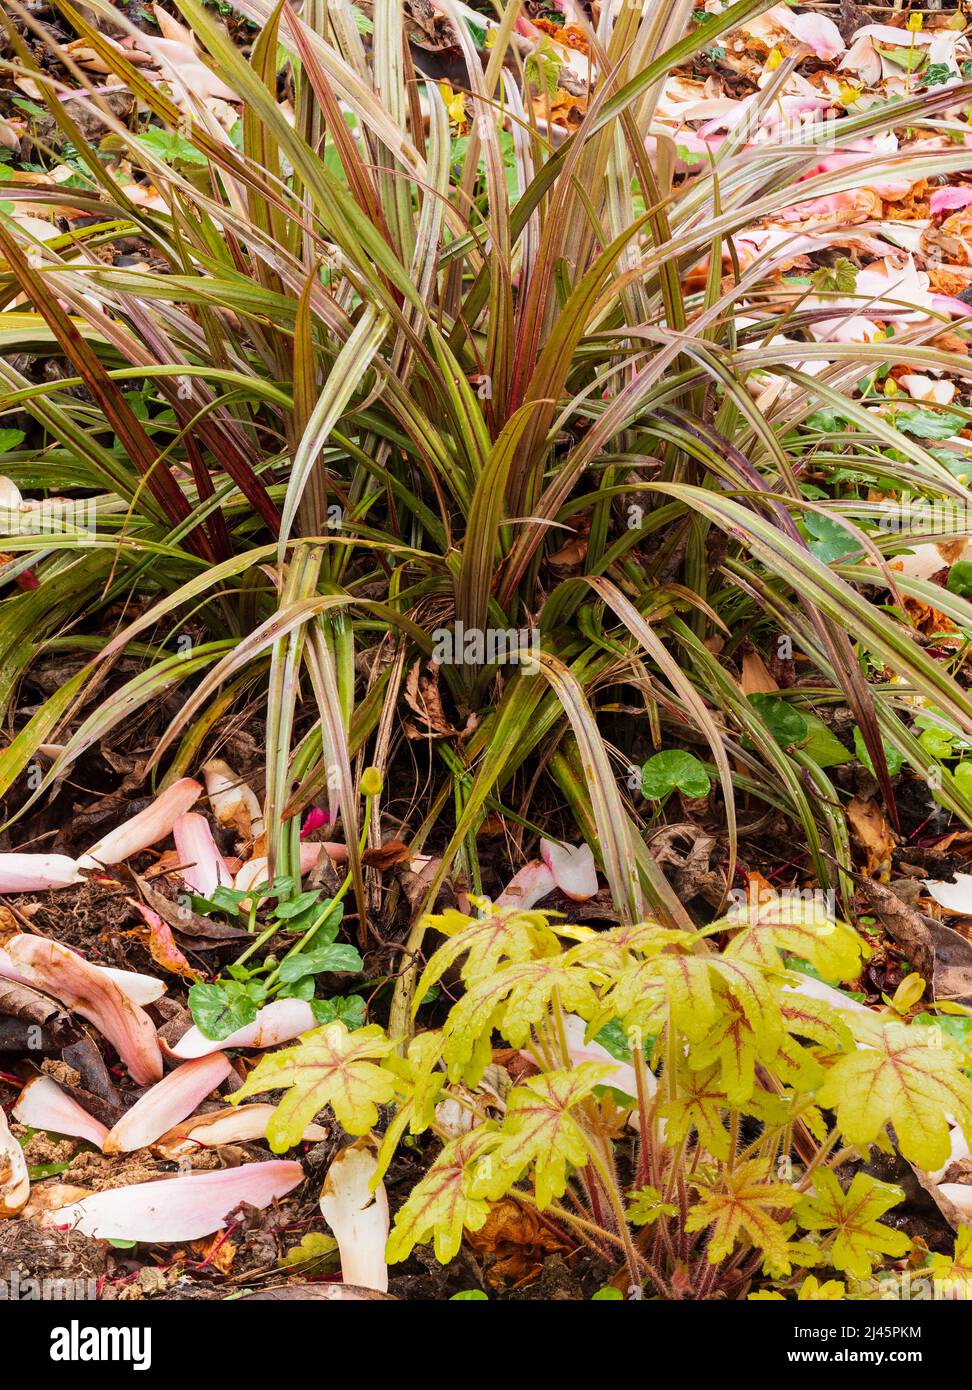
[
  {"x1": 0, "y1": 947, "x2": 166, "y2": 1005},
  {"x1": 0, "y1": 1103, "x2": 31, "y2": 1215},
  {"x1": 4, "y1": 935, "x2": 163, "y2": 1086},
  {"x1": 172, "y1": 811, "x2": 233, "y2": 898},
  {"x1": 931, "y1": 186, "x2": 972, "y2": 216},
  {"x1": 45, "y1": 1160, "x2": 304, "y2": 1242},
  {"x1": 319, "y1": 1139, "x2": 389, "y2": 1292},
  {"x1": 103, "y1": 1051, "x2": 234, "y2": 1153},
  {"x1": 164, "y1": 998, "x2": 318, "y2": 1060},
  {"x1": 157, "y1": 1103, "x2": 326, "y2": 1154},
  {"x1": 495, "y1": 859, "x2": 556, "y2": 909},
  {"x1": 771, "y1": 4, "x2": 845, "y2": 61},
  {"x1": 202, "y1": 758, "x2": 265, "y2": 841},
  {"x1": 233, "y1": 842, "x2": 345, "y2": 905},
  {"x1": 77, "y1": 778, "x2": 203, "y2": 869},
  {"x1": 540, "y1": 838, "x2": 598, "y2": 900},
  {"x1": 12, "y1": 1074, "x2": 109, "y2": 1151},
  {"x1": 299, "y1": 807, "x2": 329, "y2": 838},
  {"x1": 0, "y1": 853, "x2": 81, "y2": 893}
]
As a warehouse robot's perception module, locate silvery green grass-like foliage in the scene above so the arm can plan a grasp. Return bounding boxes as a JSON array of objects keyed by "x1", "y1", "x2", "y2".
[{"x1": 4, "y1": 0, "x2": 972, "y2": 1295}]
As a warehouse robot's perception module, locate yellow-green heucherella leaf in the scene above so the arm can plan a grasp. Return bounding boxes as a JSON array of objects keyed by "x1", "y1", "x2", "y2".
[
  {"x1": 440, "y1": 954, "x2": 602, "y2": 1084},
  {"x1": 722, "y1": 906, "x2": 864, "y2": 984},
  {"x1": 688, "y1": 1006, "x2": 769, "y2": 1105},
  {"x1": 778, "y1": 991, "x2": 854, "y2": 1055},
  {"x1": 658, "y1": 1062, "x2": 736, "y2": 1161},
  {"x1": 603, "y1": 951, "x2": 782, "y2": 1062},
  {"x1": 567, "y1": 922, "x2": 695, "y2": 972},
  {"x1": 414, "y1": 903, "x2": 562, "y2": 1006},
  {"x1": 599, "y1": 953, "x2": 720, "y2": 1043},
  {"x1": 686, "y1": 1158, "x2": 798, "y2": 1265},
  {"x1": 928, "y1": 1224, "x2": 972, "y2": 1297},
  {"x1": 386, "y1": 1127, "x2": 499, "y2": 1265},
  {"x1": 817, "y1": 1018, "x2": 972, "y2": 1170},
  {"x1": 797, "y1": 1276, "x2": 847, "y2": 1300},
  {"x1": 760, "y1": 1221, "x2": 822, "y2": 1280},
  {"x1": 476, "y1": 1062, "x2": 612, "y2": 1209},
  {"x1": 231, "y1": 1021, "x2": 396, "y2": 1150},
  {"x1": 374, "y1": 1029, "x2": 445, "y2": 1184},
  {"x1": 627, "y1": 1185, "x2": 677, "y2": 1228},
  {"x1": 766, "y1": 993, "x2": 855, "y2": 1095},
  {"x1": 658, "y1": 1060, "x2": 791, "y2": 1162},
  {"x1": 687, "y1": 961, "x2": 785, "y2": 1102},
  {"x1": 795, "y1": 1170, "x2": 910, "y2": 1278}
]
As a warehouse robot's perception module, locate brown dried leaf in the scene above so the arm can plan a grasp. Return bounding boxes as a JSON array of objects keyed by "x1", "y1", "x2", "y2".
[
  {"x1": 465, "y1": 1197, "x2": 572, "y2": 1288},
  {"x1": 648, "y1": 824, "x2": 725, "y2": 906},
  {"x1": 361, "y1": 839, "x2": 410, "y2": 872},
  {"x1": 847, "y1": 796, "x2": 894, "y2": 877},
  {"x1": 132, "y1": 874, "x2": 248, "y2": 944},
  {"x1": 860, "y1": 878, "x2": 972, "y2": 1006},
  {"x1": 740, "y1": 650, "x2": 779, "y2": 695},
  {"x1": 0, "y1": 979, "x2": 79, "y2": 1045},
  {"x1": 404, "y1": 660, "x2": 456, "y2": 737},
  {"x1": 399, "y1": 853, "x2": 441, "y2": 913},
  {"x1": 189, "y1": 1231, "x2": 237, "y2": 1274},
  {"x1": 546, "y1": 529, "x2": 589, "y2": 570},
  {"x1": 125, "y1": 898, "x2": 200, "y2": 982}
]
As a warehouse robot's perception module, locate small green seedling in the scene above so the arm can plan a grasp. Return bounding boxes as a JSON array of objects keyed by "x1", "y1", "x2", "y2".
[{"x1": 640, "y1": 749, "x2": 711, "y2": 801}]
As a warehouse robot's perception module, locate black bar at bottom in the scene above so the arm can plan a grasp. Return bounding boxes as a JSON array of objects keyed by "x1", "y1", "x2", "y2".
[{"x1": 6, "y1": 1293, "x2": 956, "y2": 1376}]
